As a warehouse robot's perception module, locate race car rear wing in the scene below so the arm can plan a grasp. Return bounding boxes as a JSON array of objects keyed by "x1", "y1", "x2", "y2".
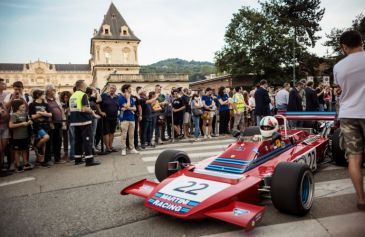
[{"x1": 277, "y1": 111, "x2": 337, "y2": 121}]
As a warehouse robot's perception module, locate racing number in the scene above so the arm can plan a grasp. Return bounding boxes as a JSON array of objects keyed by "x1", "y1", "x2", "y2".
[
  {"x1": 174, "y1": 181, "x2": 209, "y2": 195},
  {"x1": 296, "y1": 149, "x2": 317, "y2": 170}
]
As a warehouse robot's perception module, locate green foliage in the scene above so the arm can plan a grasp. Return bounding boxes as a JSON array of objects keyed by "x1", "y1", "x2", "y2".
[
  {"x1": 324, "y1": 13, "x2": 365, "y2": 57},
  {"x1": 215, "y1": 0, "x2": 325, "y2": 85},
  {"x1": 140, "y1": 58, "x2": 216, "y2": 82}
]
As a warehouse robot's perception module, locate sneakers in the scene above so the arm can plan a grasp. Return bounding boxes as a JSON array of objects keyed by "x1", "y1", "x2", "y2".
[
  {"x1": 129, "y1": 149, "x2": 139, "y2": 154},
  {"x1": 194, "y1": 138, "x2": 201, "y2": 142},
  {"x1": 203, "y1": 135, "x2": 207, "y2": 139},
  {"x1": 85, "y1": 158, "x2": 101, "y2": 167},
  {"x1": 121, "y1": 149, "x2": 127, "y2": 156},
  {"x1": 16, "y1": 166, "x2": 24, "y2": 173},
  {"x1": 23, "y1": 163, "x2": 33, "y2": 171},
  {"x1": 9, "y1": 163, "x2": 15, "y2": 172},
  {"x1": 55, "y1": 160, "x2": 66, "y2": 164},
  {"x1": 207, "y1": 135, "x2": 212, "y2": 139}
]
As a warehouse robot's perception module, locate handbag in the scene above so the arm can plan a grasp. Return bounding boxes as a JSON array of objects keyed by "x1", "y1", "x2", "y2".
[{"x1": 192, "y1": 108, "x2": 203, "y2": 116}]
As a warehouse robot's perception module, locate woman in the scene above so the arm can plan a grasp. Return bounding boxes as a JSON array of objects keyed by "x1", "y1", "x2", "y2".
[
  {"x1": 191, "y1": 94, "x2": 203, "y2": 141},
  {"x1": 201, "y1": 88, "x2": 215, "y2": 139},
  {"x1": 60, "y1": 91, "x2": 71, "y2": 161}
]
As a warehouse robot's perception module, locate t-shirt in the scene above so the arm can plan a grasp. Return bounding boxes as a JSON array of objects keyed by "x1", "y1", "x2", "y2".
[
  {"x1": 10, "y1": 112, "x2": 29, "y2": 139},
  {"x1": 118, "y1": 95, "x2": 135, "y2": 121},
  {"x1": 217, "y1": 94, "x2": 230, "y2": 111},
  {"x1": 172, "y1": 97, "x2": 184, "y2": 115},
  {"x1": 181, "y1": 95, "x2": 191, "y2": 113},
  {"x1": 100, "y1": 93, "x2": 119, "y2": 118},
  {"x1": 0, "y1": 91, "x2": 9, "y2": 104},
  {"x1": 46, "y1": 98, "x2": 63, "y2": 123},
  {"x1": 202, "y1": 95, "x2": 213, "y2": 111},
  {"x1": 140, "y1": 98, "x2": 152, "y2": 121},
  {"x1": 334, "y1": 51, "x2": 365, "y2": 118},
  {"x1": 316, "y1": 88, "x2": 325, "y2": 104},
  {"x1": 29, "y1": 101, "x2": 51, "y2": 131}
]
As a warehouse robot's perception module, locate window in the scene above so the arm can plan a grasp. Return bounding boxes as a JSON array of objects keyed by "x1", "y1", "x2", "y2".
[
  {"x1": 6, "y1": 79, "x2": 9, "y2": 83},
  {"x1": 123, "y1": 30, "x2": 127, "y2": 35},
  {"x1": 105, "y1": 29, "x2": 109, "y2": 34}
]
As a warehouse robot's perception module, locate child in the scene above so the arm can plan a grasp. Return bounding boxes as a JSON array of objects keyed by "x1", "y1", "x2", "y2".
[
  {"x1": 8, "y1": 100, "x2": 33, "y2": 172},
  {"x1": 29, "y1": 90, "x2": 51, "y2": 167}
]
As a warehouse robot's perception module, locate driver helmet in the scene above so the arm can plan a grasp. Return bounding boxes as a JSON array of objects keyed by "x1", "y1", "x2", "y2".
[{"x1": 259, "y1": 116, "x2": 279, "y2": 138}]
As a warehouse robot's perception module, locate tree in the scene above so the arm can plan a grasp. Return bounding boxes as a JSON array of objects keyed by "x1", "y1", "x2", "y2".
[
  {"x1": 262, "y1": 0, "x2": 325, "y2": 84},
  {"x1": 215, "y1": 7, "x2": 293, "y2": 84},
  {"x1": 324, "y1": 14, "x2": 365, "y2": 57}
]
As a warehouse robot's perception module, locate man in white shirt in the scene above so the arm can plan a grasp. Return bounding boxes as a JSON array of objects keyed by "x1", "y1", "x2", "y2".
[
  {"x1": 4, "y1": 81, "x2": 33, "y2": 111},
  {"x1": 333, "y1": 30, "x2": 365, "y2": 210},
  {"x1": 275, "y1": 82, "x2": 290, "y2": 111}
]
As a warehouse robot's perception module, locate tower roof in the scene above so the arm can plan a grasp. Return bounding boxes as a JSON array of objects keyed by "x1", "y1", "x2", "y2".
[{"x1": 93, "y1": 3, "x2": 140, "y2": 41}]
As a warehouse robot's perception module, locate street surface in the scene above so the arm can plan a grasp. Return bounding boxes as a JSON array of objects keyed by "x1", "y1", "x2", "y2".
[{"x1": 0, "y1": 136, "x2": 364, "y2": 237}]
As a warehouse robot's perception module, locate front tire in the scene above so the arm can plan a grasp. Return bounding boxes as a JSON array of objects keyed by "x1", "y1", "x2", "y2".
[
  {"x1": 155, "y1": 150, "x2": 191, "y2": 182},
  {"x1": 271, "y1": 162, "x2": 314, "y2": 216}
]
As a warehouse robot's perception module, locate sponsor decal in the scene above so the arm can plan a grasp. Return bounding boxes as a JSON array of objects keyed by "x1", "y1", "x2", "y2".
[
  {"x1": 154, "y1": 192, "x2": 199, "y2": 207},
  {"x1": 148, "y1": 198, "x2": 191, "y2": 214},
  {"x1": 233, "y1": 208, "x2": 250, "y2": 216},
  {"x1": 233, "y1": 146, "x2": 245, "y2": 151},
  {"x1": 139, "y1": 185, "x2": 154, "y2": 192}
]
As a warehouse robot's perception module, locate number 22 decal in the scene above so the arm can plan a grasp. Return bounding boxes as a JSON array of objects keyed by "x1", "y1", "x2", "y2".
[{"x1": 174, "y1": 181, "x2": 209, "y2": 195}]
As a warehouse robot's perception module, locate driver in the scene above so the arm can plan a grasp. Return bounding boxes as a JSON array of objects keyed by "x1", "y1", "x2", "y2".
[{"x1": 252, "y1": 116, "x2": 280, "y2": 142}]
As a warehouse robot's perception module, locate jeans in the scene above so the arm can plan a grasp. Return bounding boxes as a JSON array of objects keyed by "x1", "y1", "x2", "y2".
[
  {"x1": 319, "y1": 104, "x2": 325, "y2": 112},
  {"x1": 192, "y1": 115, "x2": 200, "y2": 138},
  {"x1": 91, "y1": 118, "x2": 98, "y2": 149},
  {"x1": 68, "y1": 126, "x2": 75, "y2": 160},
  {"x1": 276, "y1": 104, "x2": 288, "y2": 111},
  {"x1": 219, "y1": 110, "x2": 230, "y2": 134},
  {"x1": 141, "y1": 119, "x2": 153, "y2": 145}
]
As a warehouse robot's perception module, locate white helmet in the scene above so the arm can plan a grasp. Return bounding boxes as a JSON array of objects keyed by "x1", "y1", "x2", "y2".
[{"x1": 259, "y1": 116, "x2": 279, "y2": 138}]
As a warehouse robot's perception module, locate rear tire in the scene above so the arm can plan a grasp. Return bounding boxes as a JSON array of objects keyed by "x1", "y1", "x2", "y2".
[
  {"x1": 241, "y1": 126, "x2": 260, "y2": 136},
  {"x1": 155, "y1": 150, "x2": 191, "y2": 182},
  {"x1": 332, "y1": 128, "x2": 347, "y2": 166},
  {"x1": 271, "y1": 162, "x2": 314, "y2": 216}
]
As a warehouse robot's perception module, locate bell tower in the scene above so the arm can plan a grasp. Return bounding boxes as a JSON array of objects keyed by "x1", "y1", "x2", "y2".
[{"x1": 90, "y1": 3, "x2": 140, "y2": 87}]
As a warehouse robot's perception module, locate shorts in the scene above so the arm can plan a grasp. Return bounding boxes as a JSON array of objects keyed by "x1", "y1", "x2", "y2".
[
  {"x1": 209, "y1": 111, "x2": 215, "y2": 118},
  {"x1": 183, "y1": 112, "x2": 191, "y2": 124},
  {"x1": 173, "y1": 112, "x2": 184, "y2": 126},
  {"x1": 0, "y1": 128, "x2": 10, "y2": 139},
  {"x1": 37, "y1": 129, "x2": 49, "y2": 138},
  {"x1": 103, "y1": 118, "x2": 118, "y2": 135},
  {"x1": 340, "y1": 118, "x2": 365, "y2": 157},
  {"x1": 12, "y1": 137, "x2": 30, "y2": 150}
]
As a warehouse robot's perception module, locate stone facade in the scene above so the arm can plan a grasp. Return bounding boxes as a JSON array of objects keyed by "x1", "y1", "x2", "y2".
[
  {"x1": 0, "y1": 61, "x2": 92, "y2": 93},
  {"x1": 0, "y1": 3, "x2": 188, "y2": 94}
]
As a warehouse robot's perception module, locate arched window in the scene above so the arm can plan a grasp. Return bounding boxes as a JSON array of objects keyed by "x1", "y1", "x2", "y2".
[{"x1": 104, "y1": 47, "x2": 112, "y2": 64}]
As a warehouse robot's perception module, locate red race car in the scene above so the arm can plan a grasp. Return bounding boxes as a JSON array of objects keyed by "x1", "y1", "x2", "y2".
[{"x1": 121, "y1": 113, "x2": 341, "y2": 231}]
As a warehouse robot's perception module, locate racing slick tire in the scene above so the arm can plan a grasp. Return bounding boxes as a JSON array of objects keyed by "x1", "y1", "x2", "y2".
[
  {"x1": 155, "y1": 150, "x2": 191, "y2": 182},
  {"x1": 331, "y1": 128, "x2": 347, "y2": 166},
  {"x1": 241, "y1": 126, "x2": 260, "y2": 137},
  {"x1": 271, "y1": 162, "x2": 314, "y2": 216}
]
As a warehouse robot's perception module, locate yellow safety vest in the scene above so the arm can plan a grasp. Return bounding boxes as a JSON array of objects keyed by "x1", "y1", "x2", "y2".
[
  {"x1": 233, "y1": 93, "x2": 245, "y2": 113},
  {"x1": 69, "y1": 91, "x2": 92, "y2": 126}
]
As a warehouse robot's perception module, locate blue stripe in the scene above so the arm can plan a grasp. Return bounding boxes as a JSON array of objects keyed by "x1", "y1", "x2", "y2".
[
  {"x1": 148, "y1": 198, "x2": 156, "y2": 204},
  {"x1": 214, "y1": 158, "x2": 250, "y2": 165},
  {"x1": 180, "y1": 207, "x2": 190, "y2": 213},
  {"x1": 206, "y1": 164, "x2": 246, "y2": 173},
  {"x1": 205, "y1": 144, "x2": 294, "y2": 174},
  {"x1": 155, "y1": 192, "x2": 163, "y2": 198},
  {"x1": 187, "y1": 201, "x2": 199, "y2": 207}
]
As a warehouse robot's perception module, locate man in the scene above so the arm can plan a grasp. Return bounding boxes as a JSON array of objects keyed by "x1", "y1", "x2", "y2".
[
  {"x1": 181, "y1": 88, "x2": 191, "y2": 139},
  {"x1": 118, "y1": 84, "x2": 138, "y2": 156},
  {"x1": 299, "y1": 79, "x2": 307, "y2": 111},
  {"x1": 333, "y1": 30, "x2": 365, "y2": 210},
  {"x1": 275, "y1": 82, "x2": 290, "y2": 111},
  {"x1": 99, "y1": 84, "x2": 119, "y2": 153},
  {"x1": 232, "y1": 86, "x2": 245, "y2": 131},
  {"x1": 45, "y1": 84, "x2": 66, "y2": 164},
  {"x1": 172, "y1": 90, "x2": 185, "y2": 139},
  {"x1": 69, "y1": 80, "x2": 100, "y2": 166},
  {"x1": 254, "y1": 80, "x2": 271, "y2": 126},
  {"x1": 287, "y1": 81, "x2": 304, "y2": 127},
  {"x1": 305, "y1": 81, "x2": 319, "y2": 111},
  {"x1": 4, "y1": 81, "x2": 32, "y2": 111}
]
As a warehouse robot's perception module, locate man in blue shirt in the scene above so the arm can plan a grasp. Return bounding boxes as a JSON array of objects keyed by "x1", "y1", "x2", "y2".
[{"x1": 118, "y1": 84, "x2": 138, "y2": 156}]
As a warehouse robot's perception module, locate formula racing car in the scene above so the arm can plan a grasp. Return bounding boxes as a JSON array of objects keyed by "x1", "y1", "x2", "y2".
[{"x1": 121, "y1": 113, "x2": 343, "y2": 231}]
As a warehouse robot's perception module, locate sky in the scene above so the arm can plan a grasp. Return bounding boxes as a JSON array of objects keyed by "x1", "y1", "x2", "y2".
[{"x1": 0, "y1": 0, "x2": 364, "y2": 65}]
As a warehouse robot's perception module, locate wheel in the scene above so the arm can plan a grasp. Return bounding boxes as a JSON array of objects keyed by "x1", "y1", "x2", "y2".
[
  {"x1": 155, "y1": 150, "x2": 191, "y2": 182},
  {"x1": 331, "y1": 128, "x2": 347, "y2": 166},
  {"x1": 241, "y1": 126, "x2": 260, "y2": 136},
  {"x1": 271, "y1": 162, "x2": 314, "y2": 216}
]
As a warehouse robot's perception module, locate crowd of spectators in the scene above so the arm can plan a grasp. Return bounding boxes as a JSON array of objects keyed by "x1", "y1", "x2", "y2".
[{"x1": 0, "y1": 78, "x2": 339, "y2": 176}]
